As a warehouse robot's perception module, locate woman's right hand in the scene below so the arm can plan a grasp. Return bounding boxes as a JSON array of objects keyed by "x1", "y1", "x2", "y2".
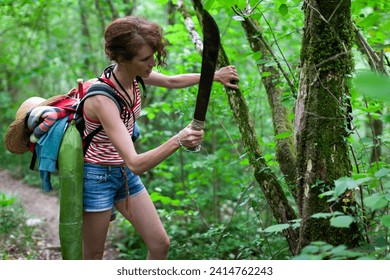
[{"x1": 178, "y1": 124, "x2": 204, "y2": 148}]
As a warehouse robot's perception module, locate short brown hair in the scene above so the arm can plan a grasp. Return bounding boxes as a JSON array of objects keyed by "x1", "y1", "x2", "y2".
[{"x1": 104, "y1": 16, "x2": 167, "y2": 66}]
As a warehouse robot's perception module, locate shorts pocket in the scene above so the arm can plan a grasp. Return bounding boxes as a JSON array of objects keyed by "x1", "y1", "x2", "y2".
[{"x1": 84, "y1": 168, "x2": 108, "y2": 183}]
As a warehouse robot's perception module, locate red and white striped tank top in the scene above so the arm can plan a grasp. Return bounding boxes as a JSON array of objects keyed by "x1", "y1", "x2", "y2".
[{"x1": 83, "y1": 80, "x2": 141, "y2": 164}]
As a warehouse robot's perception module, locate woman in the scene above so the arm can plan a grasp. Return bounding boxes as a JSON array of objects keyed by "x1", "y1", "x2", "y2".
[{"x1": 82, "y1": 16, "x2": 239, "y2": 260}]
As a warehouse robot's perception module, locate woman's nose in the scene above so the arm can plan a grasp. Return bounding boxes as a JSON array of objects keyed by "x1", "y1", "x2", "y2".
[{"x1": 149, "y1": 57, "x2": 156, "y2": 67}]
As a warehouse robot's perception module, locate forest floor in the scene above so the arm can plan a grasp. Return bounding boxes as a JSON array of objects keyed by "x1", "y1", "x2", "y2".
[{"x1": 0, "y1": 169, "x2": 119, "y2": 260}]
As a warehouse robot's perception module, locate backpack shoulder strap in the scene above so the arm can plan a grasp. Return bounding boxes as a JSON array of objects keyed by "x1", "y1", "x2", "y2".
[
  {"x1": 77, "y1": 82, "x2": 125, "y2": 115},
  {"x1": 136, "y1": 76, "x2": 146, "y2": 97},
  {"x1": 76, "y1": 81, "x2": 126, "y2": 155}
]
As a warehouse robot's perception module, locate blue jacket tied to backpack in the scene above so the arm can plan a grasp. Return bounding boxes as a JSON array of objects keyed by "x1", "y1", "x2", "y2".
[{"x1": 35, "y1": 116, "x2": 69, "y2": 192}]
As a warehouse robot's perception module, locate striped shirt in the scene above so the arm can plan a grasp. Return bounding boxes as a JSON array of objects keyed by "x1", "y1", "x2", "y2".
[{"x1": 83, "y1": 80, "x2": 141, "y2": 164}]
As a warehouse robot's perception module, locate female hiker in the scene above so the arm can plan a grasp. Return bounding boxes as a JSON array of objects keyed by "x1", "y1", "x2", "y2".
[{"x1": 82, "y1": 16, "x2": 239, "y2": 260}]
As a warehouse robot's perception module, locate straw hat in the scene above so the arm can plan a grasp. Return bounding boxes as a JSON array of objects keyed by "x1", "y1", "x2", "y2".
[{"x1": 4, "y1": 94, "x2": 72, "y2": 154}]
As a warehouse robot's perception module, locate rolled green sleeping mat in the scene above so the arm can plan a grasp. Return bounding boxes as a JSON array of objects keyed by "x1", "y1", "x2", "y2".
[{"x1": 58, "y1": 120, "x2": 83, "y2": 260}]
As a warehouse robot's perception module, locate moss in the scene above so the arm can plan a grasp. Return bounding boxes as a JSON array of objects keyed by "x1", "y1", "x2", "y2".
[
  {"x1": 301, "y1": 0, "x2": 354, "y2": 76},
  {"x1": 296, "y1": 1, "x2": 362, "y2": 251}
]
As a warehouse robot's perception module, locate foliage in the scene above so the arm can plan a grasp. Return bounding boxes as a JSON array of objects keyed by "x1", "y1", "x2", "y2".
[
  {"x1": 0, "y1": 192, "x2": 50, "y2": 260},
  {"x1": 293, "y1": 241, "x2": 372, "y2": 260}
]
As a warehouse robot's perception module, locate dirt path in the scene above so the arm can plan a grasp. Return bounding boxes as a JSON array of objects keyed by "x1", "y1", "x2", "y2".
[{"x1": 0, "y1": 170, "x2": 118, "y2": 260}]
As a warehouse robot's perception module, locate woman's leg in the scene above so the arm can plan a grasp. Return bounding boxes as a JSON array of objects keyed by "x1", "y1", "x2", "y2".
[
  {"x1": 115, "y1": 190, "x2": 170, "y2": 260},
  {"x1": 82, "y1": 210, "x2": 112, "y2": 259}
]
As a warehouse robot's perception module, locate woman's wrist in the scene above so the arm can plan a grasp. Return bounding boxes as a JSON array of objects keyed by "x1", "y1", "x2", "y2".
[
  {"x1": 177, "y1": 130, "x2": 185, "y2": 148},
  {"x1": 176, "y1": 130, "x2": 200, "y2": 153},
  {"x1": 213, "y1": 70, "x2": 221, "y2": 83}
]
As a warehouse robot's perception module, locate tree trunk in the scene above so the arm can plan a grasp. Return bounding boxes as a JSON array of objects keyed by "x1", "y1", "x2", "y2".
[
  {"x1": 295, "y1": 0, "x2": 362, "y2": 252},
  {"x1": 166, "y1": 0, "x2": 176, "y2": 25},
  {"x1": 94, "y1": 0, "x2": 106, "y2": 35},
  {"x1": 78, "y1": 0, "x2": 98, "y2": 75},
  {"x1": 107, "y1": 0, "x2": 119, "y2": 19}
]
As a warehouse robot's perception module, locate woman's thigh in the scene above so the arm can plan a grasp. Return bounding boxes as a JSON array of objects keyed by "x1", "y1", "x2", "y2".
[{"x1": 115, "y1": 190, "x2": 169, "y2": 246}]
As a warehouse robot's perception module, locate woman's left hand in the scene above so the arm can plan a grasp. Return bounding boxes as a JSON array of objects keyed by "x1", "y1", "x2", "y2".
[{"x1": 214, "y1": 65, "x2": 240, "y2": 89}]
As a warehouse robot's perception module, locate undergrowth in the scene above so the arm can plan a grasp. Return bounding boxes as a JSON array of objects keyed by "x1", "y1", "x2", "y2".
[{"x1": 0, "y1": 192, "x2": 52, "y2": 260}]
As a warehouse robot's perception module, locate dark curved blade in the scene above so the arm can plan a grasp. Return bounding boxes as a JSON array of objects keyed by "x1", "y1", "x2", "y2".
[{"x1": 193, "y1": 10, "x2": 220, "y2": 123}]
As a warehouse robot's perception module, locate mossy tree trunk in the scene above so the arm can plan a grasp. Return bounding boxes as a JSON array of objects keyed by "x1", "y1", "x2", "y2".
[{"x1": 295, "y1": 0, "x2": 362, "y2": 251}]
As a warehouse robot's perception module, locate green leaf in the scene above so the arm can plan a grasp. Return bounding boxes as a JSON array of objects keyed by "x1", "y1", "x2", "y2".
[
  {"x1": 364, "y1": 193, "x2": 389, "y2": 210},
  {"x1": 319, "y1": 190, "x2": 334, "y2": 198},
  {"x1": 355, "y1": 176, "x2": 372, "y2": 185},
  {"x1": 380, "y1": 215, "x2": 390, "y2": 227},
  {"x1": 334, "y1": 180, "x2": 347, "y2": 196},
  {"x1": 252, "y1": 51, "x2": 263, "y2": 60},
  {"x1": 353, "y1": 71, "x2": 390, "y2": 103},
  {"x1": 375, "y1": 168, "x2": 389, "y2": 178},
  {"x1": 279, "y1": 4, "x2": 288, "y2": 16},
  {"x1": 261, "y1": 72, "x2": 271, "y2": 77},
  {"x1": 330, "y1": 215, "x2": 354, "y2": 228},
  {"x1": 204, "y1": 0, "x2": 216, "y2": 10},
  {"x1": 264, "y1": 223, "x2": 290, "y2": 233},
  {"x1": 147, "y1": 111, "x2": 156, "y2": 119},
  {"x1": 275, "y1": 131, "x2": 293, "y2": 140},
  {"x1": 311, "y1": 212, "x2": 334, "y2": 219},
  {"x1": 358, "y1": 13, "x2": 382, "y2": 28},
  {"x1": 330, "y1": 244, "x2": 348, "y2": 254},
  {"x1": 239, "y1": 158, "x2": 249, "y2": 166},
  {"x1": 0, "y1": 193, "x2": 16, "y2": 207},
  {"x1": 334, "y1": 177, "x2": 357, "y2": 196},
  {"x1": 301, "y1": 245, "x2": 320, "y2": 254}
]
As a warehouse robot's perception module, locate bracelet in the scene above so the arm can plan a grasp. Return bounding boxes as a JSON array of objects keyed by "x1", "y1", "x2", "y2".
[
  {"x1": 177, "y1": 131, "x2": 200, "y2": 153},
  {"x1": 177, "y1": 131, "x2": 185, "y2": 148}
]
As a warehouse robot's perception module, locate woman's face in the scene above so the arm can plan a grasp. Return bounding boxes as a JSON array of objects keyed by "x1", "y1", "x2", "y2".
[{"x1": 129, "y1": 45, "x2": 156, "y2": 78}]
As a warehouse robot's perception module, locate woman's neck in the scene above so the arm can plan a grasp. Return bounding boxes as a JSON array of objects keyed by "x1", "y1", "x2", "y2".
[{"x1": 112, "y1": 64, "x2": 135, "y2": 92}]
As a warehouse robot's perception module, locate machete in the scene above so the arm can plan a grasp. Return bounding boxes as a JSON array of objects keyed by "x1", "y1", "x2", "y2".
[{"x1": 190, "y1": 10, "x2": 220, "y2": 151}]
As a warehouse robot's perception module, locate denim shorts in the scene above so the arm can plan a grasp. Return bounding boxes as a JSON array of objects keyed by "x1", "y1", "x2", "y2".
[{"x1": 83, "y1": 162, "x2": 145, "y2": 212}]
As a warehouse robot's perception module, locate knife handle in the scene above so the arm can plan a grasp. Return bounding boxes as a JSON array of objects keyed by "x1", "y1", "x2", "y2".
[{"x1": 188, "y1": 119, "x2": 205, "y2": 152}]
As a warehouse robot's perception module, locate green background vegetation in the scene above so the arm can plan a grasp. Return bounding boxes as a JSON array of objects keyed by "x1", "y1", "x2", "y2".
[{"x1": 1, "y1": 0, "x2": 389, "y2": 259}]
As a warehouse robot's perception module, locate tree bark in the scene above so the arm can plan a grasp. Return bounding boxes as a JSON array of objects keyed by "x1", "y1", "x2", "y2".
[{"x1": 295, "y1": 0, "x2": 362, "y2": 252}]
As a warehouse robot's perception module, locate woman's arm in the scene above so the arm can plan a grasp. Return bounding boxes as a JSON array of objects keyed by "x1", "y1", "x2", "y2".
[
  {"x1": 143, "y1": 65, "x2": 240, "y2": 89},
  {"x1": 85, "y1": 95, "x2": 203, "y2": 175}
]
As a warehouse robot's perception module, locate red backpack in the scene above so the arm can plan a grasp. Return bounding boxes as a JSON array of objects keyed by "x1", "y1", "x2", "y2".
[{"x1": 29, "y1": 76, "x2": 126, "y2": 170}]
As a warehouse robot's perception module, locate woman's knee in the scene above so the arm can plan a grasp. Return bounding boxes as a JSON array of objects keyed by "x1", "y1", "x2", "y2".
[{"x1": 149, "y1": 234, "x2": 170, "y2": 255}]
